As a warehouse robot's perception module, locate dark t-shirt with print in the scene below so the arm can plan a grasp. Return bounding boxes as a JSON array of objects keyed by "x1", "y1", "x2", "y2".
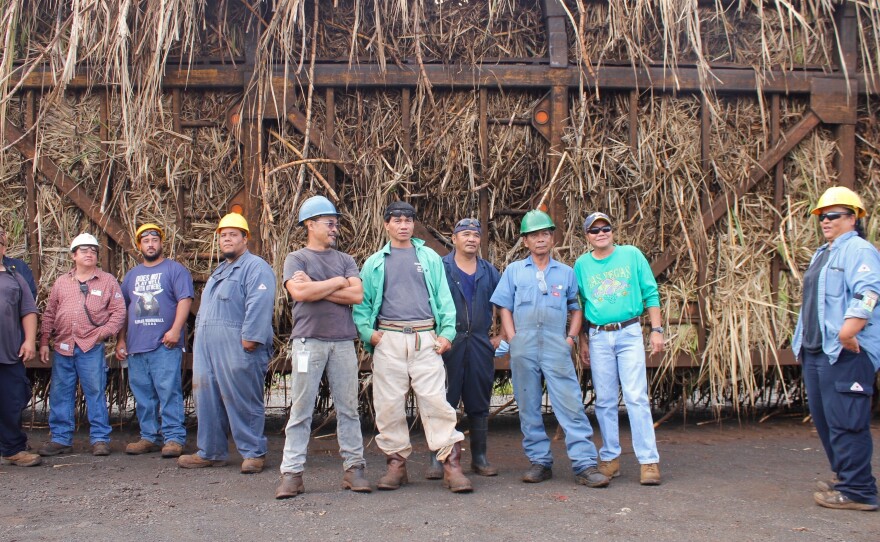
[{"x1": 121, "y1": 259, "x2": 195, "y2": 354}]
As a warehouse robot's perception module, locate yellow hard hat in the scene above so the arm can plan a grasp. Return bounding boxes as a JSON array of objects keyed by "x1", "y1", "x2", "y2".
[
  {"x1": 134, "y1": 223, "x2": 165, "y2": 246},
  {"x1": 217, "y1": 212, "x2": 250, "y2": 235},
  {"x1": 811, "y1": 186, "x2": 866, "y2": 218}
]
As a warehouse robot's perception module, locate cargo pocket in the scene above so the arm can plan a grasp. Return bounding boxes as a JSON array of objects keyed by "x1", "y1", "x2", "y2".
[{"x1": 830, "y1": 380, "x2": 874, "y2": 431}]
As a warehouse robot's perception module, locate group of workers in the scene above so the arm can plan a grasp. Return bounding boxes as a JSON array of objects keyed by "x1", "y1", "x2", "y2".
[{"x1": 0, "y1": 185, "x2": 876, "y2": 512}]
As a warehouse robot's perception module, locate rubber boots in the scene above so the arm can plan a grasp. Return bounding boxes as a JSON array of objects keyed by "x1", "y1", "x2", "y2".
[
  {"x1": 442, "y1": 442, "x2": 473, "y2": 493},
  {"x1": 377, "y1": 453, "x2": 408, "y2": 490},
  {"x1": 469, "y1": 416, "x2": 498, "y2": 476},
  {"x1": 425, "y1": 453, "x2": 444, "y2": 480}
]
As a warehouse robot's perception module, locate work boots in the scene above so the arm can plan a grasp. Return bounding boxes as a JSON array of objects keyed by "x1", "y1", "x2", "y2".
[
  {"x1": 275, "y1": 472, "x2": 304, "y2": 499},
  {"x1": 425, "y1": 453, "x2": 443, "y2": 480},
  {"x1": 1, "y1": 451, "x2": 42, "y2": 467},
  {"x1": 125, "y1": 439, "x2": 161, "y2": 455},
  {"x1": 342, "y1": 465, "x2": 372, "y2": 493},
  {"x1": 640, "y1": 463, "x2": 662, "y2": 485},
  {"x1": 469, "y1": 416, "x2": 497, "y2": 476},
  {"x1": 598, "y1": 457, "x2": 620, "y2": 478},
  {"x1": 377, "y1": 453, "x2": 408, "y2": 490},
  {"x1": 442, "y1": 442, "x2": 473, "y2": 493}
]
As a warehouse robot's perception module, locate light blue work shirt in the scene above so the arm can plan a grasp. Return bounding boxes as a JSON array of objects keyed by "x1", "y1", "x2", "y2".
[
  {"x1": 793, "y1": 231, "x2": 880, "y2": 372},
  {"x1": 490, "y1": 255, "x2": 580, "y2": 333}
]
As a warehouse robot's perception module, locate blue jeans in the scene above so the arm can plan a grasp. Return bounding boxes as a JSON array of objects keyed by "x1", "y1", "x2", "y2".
[
  {"x1": 49, "y1": 345, "x2": 111, "y2": 446},
  {"x1": 280, "y1": 339, "x2": 365, "y2": 473},
  {"x1": 509, "y1": 329, "x2": 599, "y2": 474},
  {"x1": 588, "y1": 323, "x2": 659, "y2": 464},
  {"x1": 128, "y1": 346, "x2": 186, "y2": 445}
]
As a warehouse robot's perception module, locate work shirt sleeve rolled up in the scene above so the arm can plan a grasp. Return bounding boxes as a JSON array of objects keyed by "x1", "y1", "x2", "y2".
[{"x1": 843, "y1": 246, "x2": 880, "y2": 320}]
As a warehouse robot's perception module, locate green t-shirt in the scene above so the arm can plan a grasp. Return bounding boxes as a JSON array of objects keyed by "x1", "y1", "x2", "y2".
[{"x1": 573, "y1": 245, "x2": 660, "y2": 326}]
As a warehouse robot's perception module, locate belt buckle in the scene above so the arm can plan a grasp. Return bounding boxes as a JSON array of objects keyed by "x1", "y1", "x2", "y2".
[{"x1": 402, "y1": 326, "x2": 414, "y2": 334}]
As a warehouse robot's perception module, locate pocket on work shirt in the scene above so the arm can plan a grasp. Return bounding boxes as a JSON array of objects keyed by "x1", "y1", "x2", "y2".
[
  {"x1": 514, "y1": 286, "x2": 536, "y2": 309},
  {"x1": 217, "y1": 278, "x2": 241, "y2": 301},
  {"x1": 825, "y1": 267, "x2": 845, "y2": 298},
  {"x1": 545, "y1": 285, "x2": 568, "y2": 311}
]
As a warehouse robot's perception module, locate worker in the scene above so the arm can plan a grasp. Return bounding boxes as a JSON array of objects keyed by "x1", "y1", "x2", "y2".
[
  {"x1": 353, "y1": 201, "x2": 472, "y2": 493},
  {"x1": 0, "y1": 223, "x2": 40, "y2": 467},
  {"x1": 793, "y1": 186, "x2": 879, "y2": 512},
  {"x1": 38, "y1": 233, "x2": 126, "y2": 457},
  {"x1": 116, "y1": 223, "x2": 194, "y2": 458},
  {"x1": 275, "y1": 196, "x2": 371, "y2": 498},
  {"x1": 425, "y1": 218, "x2": 502, "y2": 480},
  {"x1": 178, "y1": 213, "x2": 276, "y2": 474},
  {"x1": 574, "y1": 212, "x2": 663, "y2": 486},
  {"x1": 490, "y1": 210, "x2": 609, "y2": 488}
]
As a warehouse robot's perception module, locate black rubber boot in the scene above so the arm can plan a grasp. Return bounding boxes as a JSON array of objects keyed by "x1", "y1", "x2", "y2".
[
  {"x1": 425, "y1": 452, "x2": 443, "y2": 480},
  {"x1": 469, "y1": 416, "x2": 498, "y2": 476}
]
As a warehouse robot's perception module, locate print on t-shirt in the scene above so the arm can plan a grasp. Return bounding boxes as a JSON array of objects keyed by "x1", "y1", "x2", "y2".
[
  {"x1": 132, "y1": 273, "x2": 165, "y2": 322},
  {"x1": 589, "y1": 266, "x2": 631, "y2": 304}
]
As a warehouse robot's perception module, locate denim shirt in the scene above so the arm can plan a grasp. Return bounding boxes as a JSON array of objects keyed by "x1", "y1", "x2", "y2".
[
  {"x1": 490, "y1": 255, "x2": 580, "y2": 334},
  {"x1": 792, "y1": 231, "x2": 880, "y2": 371}
]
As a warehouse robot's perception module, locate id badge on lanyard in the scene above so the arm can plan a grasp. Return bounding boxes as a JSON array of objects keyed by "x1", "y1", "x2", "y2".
[{"x1": 295, "y1": 338, "x2": 309, "y2": 373}]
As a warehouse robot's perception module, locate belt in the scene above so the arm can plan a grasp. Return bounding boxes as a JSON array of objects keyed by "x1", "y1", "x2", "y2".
[
  {"x1": 378, "y1": 321, "x2": 435, "y2": 334},
  {"x1": 378, "y1": 320, "x2": 435, "y2": 350},
  {"x1": 588, "y1": 317, "x2": 640, "y2": 332}
]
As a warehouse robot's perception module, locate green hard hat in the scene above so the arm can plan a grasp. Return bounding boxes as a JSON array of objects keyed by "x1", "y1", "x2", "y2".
[{"x1": 520, "y1": 210, "x2": 556, "y2": 235}]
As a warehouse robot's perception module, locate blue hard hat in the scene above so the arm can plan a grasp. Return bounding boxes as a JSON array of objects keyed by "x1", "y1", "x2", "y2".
[{"x1": 298, "y1": 196, "x2": 339, "y2": 225}]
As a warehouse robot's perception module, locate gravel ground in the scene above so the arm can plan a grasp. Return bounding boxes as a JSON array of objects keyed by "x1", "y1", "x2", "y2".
[{"x1": 2, "y1": 415, "x2": 879, "y2": 542}]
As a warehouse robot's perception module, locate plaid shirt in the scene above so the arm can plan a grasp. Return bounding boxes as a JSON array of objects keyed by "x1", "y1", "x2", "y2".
[{"x1": 40, "y1": 268, "x2": 126, "y2": 355}]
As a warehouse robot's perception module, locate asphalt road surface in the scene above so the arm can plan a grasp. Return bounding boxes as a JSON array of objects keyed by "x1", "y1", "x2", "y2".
[{"x1": 2, "y1": 415, "x2": 879, "y2": 542}]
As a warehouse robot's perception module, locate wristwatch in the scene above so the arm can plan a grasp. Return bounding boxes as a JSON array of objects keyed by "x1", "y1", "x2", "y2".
[
  {"x1": 566, "y1": 334, "x2": 578, "y2": 343},
  {"x1": 651, "y1": 327, "x2": 664, "y2": 334}
]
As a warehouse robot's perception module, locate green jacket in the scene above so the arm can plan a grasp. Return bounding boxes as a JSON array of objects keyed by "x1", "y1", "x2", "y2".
[{"x1": 353, "y1": 238, "x2": 457, "y2": 353}]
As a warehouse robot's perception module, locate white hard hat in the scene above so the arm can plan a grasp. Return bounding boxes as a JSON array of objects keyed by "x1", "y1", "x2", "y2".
[{"x1": 70, "y1": 232, "x2": 100, "y2": 252}]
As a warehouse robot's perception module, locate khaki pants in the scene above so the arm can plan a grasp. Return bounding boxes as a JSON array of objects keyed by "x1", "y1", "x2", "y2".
[{"x1": 372, "y1": 325, "x2": 463, "y2": 460}]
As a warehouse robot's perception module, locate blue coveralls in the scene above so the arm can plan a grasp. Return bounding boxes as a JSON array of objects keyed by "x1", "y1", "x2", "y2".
[
  {"x1": 491, "y1": 255, "x2": 600, "y2": 474},
  {"x1": 193, "y1": 250, "x2": 276, "y2": 461},
  {"x1": 441, "y1": 251, "x2": 501, "y2": 417}
]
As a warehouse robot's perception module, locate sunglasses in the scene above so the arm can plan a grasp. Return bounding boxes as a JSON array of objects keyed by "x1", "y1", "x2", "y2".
[
  {"x1": 139, "y1": 230, "x2": 161, "y2": 239},
  {"x1": 586, "y1": 226, "x2": 613, "y2": 235},
  {"x1": 536, "y1": 270, "x2": 548, "y2": 295},
  {"x1": 817, "y1": 211, "x2": 854, "y2": 222},
  {"x1": 455, "y1": 218, "x2": 481, "y2": 229}
]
